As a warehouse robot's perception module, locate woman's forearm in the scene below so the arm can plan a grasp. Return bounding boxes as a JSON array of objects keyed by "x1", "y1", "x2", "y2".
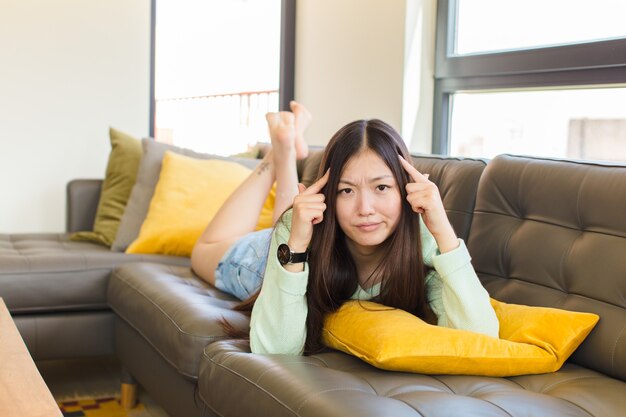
[{"x1": 250, "y1": 222, "x2": 309, "y2": 355}]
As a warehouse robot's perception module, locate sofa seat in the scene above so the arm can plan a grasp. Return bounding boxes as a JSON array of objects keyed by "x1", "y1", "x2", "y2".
[
  {"x1": 199, "y1": 341, "x2": 626, "y2": 417},
  {"x1": 0, "y1": 233, "x2": 189, "y2": 313},
  {"x1": 107, "y1": 262, "x2": 250, "y2": 379}
]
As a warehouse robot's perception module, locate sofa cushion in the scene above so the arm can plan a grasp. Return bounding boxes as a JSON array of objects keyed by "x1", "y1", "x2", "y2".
[
  {"x1": 70, "y1": 128, "x2": 142, "y2": 247},
  {"x1": 0, "y1": 233, "x2": 189, "y2": 313},
  {"x1": 199, "y1": 340, "x2": 626, "y2": 417},
  {"x1": 107, "y1": 262, "x2": 249, "y2": 379},
  {"x1": 468, "y1": 155, "x2": 626, "y2": 381},
  {"x1": 322, "y1": 300, "x2": 598, "y2": 377},
  {"x1": 112, "y1": 138, "x2": 261, "y2": 252},
  {"x1": 126, "y1": 152, "x2": 275, "y2": 257}
]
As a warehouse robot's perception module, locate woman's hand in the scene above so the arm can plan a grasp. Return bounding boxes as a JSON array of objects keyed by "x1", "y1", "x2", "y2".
[
  {"x1": 399, "y1": 156, "x2": 459, "y2": 253},
  {"x1": 288, "y1": 169, "x2": 330, "y2": 252}
]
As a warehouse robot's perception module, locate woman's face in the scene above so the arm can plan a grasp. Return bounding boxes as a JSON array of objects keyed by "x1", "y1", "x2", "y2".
[{"x1": 335, "y1": 149, "x2": 402, "y2": 255}]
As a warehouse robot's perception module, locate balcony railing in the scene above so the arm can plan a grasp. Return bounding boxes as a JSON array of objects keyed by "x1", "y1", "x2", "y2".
[{"x1": 155, "y1": 89, "x2": 279, "y2": 156}]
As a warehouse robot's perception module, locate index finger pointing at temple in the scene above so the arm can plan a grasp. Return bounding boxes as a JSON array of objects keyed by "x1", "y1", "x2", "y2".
[
  {"x1": 399, "y1": 155, "x2": 429, "y2": 183},
  {"x1": 301, "y1": 169, "x2": 330, "y2": 195}
]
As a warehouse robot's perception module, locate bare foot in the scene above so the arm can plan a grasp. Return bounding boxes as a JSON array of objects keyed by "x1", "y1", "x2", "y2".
[
  {"x1": 266, "y1": 111, "x2": 296, "y2": 155},
  {"x1": 289, "y1": 101, "x2": 311, "y2": 160}
]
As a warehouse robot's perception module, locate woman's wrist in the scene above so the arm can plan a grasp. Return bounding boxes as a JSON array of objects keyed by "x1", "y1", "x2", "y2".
[
  {"x1": 287, "y1": 238, "x2": 309, "y2": 253},
  {"x1": 431, "y1": 225, "x2": 459, "y2": 254},
  {"x1": 278, "y1": 239, "x2": 308, "y2": 273}
]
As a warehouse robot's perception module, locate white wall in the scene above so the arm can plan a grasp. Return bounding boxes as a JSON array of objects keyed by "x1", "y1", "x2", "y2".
[
  {"x1": 0, "y1": 0, "x2": 151, "y2": 233},
  {"x1": 294, "y1": 0, "x2": 436, "y2": 152},
  {"x1": 294, "y1": 0, "x2": 406, "y2": 146}
]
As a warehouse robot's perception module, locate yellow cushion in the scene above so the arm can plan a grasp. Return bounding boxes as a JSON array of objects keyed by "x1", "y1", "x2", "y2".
[
  {"x1": 322, "y1": 299, "x2": 599, "y2": 377},
  {"x1": 126, "y1": 151, "x2": 274, "y2": 257}
]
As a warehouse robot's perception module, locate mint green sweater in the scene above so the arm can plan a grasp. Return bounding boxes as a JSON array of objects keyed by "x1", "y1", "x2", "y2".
[{"x1": 250, "y1": 210, "x2": 500, "y2": 355}]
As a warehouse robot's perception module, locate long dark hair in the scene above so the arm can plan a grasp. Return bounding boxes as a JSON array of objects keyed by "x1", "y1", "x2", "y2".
[
  {"x1": 304, "y1": 119, "x2": 434, "y2": 353},
  {"x1": 223, "y1": 119, "x2": 435, "y2": 353}
]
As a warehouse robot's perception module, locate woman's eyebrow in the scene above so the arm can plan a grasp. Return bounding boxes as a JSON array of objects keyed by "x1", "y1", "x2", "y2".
[{"x1": 338, "y1": 175, "x2": 394, "y2": 186}]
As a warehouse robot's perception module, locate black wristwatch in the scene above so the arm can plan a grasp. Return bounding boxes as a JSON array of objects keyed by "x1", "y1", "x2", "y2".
[{"x1": 277, "y1": 243, "x2": 308, "y2": 265}]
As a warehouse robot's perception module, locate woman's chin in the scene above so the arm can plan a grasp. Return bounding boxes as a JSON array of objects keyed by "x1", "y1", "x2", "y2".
[{"x1": 347, "y1": 232, "x2": 390, "y2": 251}]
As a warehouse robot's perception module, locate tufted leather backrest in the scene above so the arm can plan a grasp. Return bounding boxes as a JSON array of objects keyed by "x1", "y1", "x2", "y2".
[
  {"x1": 468, "y1": 154, "x2": 626, "y2": 381},
  {"x1": 411, "y1": 155, "x2": 487, "y2": 242}
]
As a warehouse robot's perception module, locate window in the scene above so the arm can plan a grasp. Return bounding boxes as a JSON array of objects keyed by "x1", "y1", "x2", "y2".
[
  {"x1": 434, "y1": 0, "x2": 626, "y2": 162},
  {"x1": 150, "y1": 0, "x2": 295, "y2": 155},
  {"x1": 455, "y1": 0, "x2": 626, "y2": 55},
  {"x1": 450, "y1": 88, "x2": 626, "y2": 160}
]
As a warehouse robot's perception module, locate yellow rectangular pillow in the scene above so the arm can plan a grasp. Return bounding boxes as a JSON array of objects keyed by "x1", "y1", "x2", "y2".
[
  {"x1": 126, "y1": 151, "x2": 274, "y2": 257},
  {"x1": 322, "y1": 299, "x2": 599, "y2": 377}
]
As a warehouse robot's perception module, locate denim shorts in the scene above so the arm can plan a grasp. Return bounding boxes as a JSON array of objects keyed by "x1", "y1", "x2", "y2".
[{"x1": 214, "y1": 228, "x2": 273, "y2": 301}]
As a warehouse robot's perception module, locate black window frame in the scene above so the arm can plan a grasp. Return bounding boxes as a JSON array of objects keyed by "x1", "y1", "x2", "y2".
[
  {"x1": 148, "y1": 0, "x2": 296, "y2": 137},
  {"x1": 433, "y1": 0, "x2": 626, "y2": 154}
]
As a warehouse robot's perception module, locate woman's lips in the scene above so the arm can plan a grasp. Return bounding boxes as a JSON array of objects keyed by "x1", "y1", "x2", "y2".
[{"x1": 356, "y1": 222, "x2": 381, "y2": 232}]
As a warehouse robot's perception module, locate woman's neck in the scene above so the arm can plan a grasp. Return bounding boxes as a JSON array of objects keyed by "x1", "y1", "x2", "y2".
[{"x1": 345, "y1": 239, "x2": 386, "y2": 289}]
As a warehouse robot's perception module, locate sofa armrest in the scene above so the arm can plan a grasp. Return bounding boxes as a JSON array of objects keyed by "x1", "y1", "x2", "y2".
[{"x1": 66, "y1": 179, "x2": 102, "y2": 233}]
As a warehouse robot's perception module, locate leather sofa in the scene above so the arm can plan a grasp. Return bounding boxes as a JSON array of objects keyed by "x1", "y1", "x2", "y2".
[
  {"x1": 1, "y1": 152, "x2": 624, "y2": 417},
  {"x1": 0, "y1": 179, "x2": 189, "y2": 360}
]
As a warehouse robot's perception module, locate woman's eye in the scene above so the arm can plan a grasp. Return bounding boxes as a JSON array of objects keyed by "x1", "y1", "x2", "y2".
[
  {"x1": 338, "y1": 188, "x2": 353, "y2": 195},
  {"x1": 376, "y1": 184, "x2": 390, "y2": 191}
]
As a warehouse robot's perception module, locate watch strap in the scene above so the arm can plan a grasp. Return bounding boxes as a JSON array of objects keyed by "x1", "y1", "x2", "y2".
[{"x1": 289, "y1": 249, "x2": 308, "y2": 264}]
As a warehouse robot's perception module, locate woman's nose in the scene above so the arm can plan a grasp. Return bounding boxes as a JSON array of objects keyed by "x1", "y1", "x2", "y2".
[{"x1": 357, "y1": 191, "x2": 375, "y2": 216}]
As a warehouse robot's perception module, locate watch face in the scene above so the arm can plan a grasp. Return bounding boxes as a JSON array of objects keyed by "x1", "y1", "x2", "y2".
[{"x1": 277, "y1": 243, "x2": 291, "y2": 265}]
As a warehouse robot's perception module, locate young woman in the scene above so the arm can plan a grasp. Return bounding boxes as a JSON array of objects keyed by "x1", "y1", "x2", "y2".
[
  {"x1": 191, "y1": 101, "x2": 311, "y2": 299},
  {"x1": 192, "y1": 103, "x2": 499, "y2": 356}
]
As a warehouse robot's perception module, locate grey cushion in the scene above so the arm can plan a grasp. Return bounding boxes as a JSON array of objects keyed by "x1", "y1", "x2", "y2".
[
  {"x1": 0, "y1": 233, "x2": 189, "y2": 313},
  {"x1": 111, "y1": 139, "x2": 261, "y2": 252}
]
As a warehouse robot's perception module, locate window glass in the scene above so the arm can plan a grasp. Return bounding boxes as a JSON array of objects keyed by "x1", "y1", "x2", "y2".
[
  {"x1": 449, "y1": 88, "x2": 626, "y2": 162},
  {"x1": 155, "y1": 0, "x2": 281, "y2": 155},
  {"x1": 455, "y1": 0, "x2": 626, "y2": 55}
]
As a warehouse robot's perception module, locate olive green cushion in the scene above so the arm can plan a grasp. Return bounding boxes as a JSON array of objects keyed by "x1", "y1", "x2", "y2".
[{"x1": 70, "y1": 128, "x2": 142, "y2": 247}]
